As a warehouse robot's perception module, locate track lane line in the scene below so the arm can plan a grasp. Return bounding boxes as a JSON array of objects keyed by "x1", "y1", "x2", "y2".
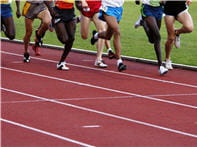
[
  {"x1": 2, "y1": 51, "x2": 197, "y2": 89},
  {"x1": 2, "y1": 67, "x2": 197, "y2": 109},
  {"x1": 0, "y1": 118, "x2": 95, "y2": 147},
  {"x1": 1, "y1": 88, "x2": 197, "y2": 138},
  {"x1": 2, "y1": 93, "x2": 197, "y2": 104}
]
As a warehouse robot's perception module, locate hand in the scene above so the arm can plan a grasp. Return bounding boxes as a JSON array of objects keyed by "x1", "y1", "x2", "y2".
[{"x1": 16, "y1": 10, "x2": 21, "y2": 18}]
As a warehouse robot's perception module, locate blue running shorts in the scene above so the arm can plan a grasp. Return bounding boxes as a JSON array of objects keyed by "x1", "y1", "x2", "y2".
[
  {"x1": 141, "y1": 4, "x2": 163, "y2": 20},
  {"x1": 99, "y1": 6, "x2": 123, "y2": 22},
  {"x1": 1, "y1": 4, "x2": 12, "y2": 18}
]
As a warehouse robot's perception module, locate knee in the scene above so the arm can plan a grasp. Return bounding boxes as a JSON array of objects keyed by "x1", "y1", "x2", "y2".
[
  {"x1": 153, "y1": 32, "x2": 161, "y2": 42},
  {"x1": 42, "y1": 18, "x2": 51, "y2": 27},
  {"x1": 113, "y1": 28, "x2": 121, "y2": 37},
  {"x1": 24, "y1": 31, "x2": 32, "y2": 41},
  {"x1": 81, "y1": 34, "x2": 88, "y2": 40},
  {"x1": 167, "y1": 36, "x2": 175, "y2": 44},
  {"x1": 185, "y1": 25, "x2": 194, "y2": 33}
]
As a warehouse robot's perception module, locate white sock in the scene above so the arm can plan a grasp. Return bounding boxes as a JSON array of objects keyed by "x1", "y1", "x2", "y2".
[
  {"x1": 117, "y1": 59, "x2": 123, "y2": 66},
  {"x1": 94, "y1": 32, "x2": 99, "y2": 39},
  {"x1": 107, "y1": 48, "x2": 112, "y2": 53}
]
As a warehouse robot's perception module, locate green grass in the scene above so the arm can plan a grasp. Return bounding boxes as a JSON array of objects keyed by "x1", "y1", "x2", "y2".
[{"x1": 3, "y1": 1, "x2": 197, "y2": 66}]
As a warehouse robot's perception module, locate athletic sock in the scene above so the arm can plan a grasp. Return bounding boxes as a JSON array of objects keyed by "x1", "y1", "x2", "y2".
[{"x1": 117, "y1": 58, "x2": 123, "y2": 66}]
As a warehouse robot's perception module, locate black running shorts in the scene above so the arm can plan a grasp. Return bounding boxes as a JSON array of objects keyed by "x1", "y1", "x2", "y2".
[{"x1": 164, "y1": 1, "x2": 187, "y2": 18}]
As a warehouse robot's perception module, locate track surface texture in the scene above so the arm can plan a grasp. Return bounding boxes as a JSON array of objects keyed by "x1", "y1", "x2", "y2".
[{"x1": 1, "y1": 40, "x2": 197, "y2": 147}]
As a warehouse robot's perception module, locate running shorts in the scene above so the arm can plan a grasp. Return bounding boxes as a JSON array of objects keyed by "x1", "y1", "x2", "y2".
[
  {"x1": 164, "y1": 1, "x2": 187, "y2": 18},
  {"x1": 1, "y1": 4, "x2": 12, "y2": 18},
  {"x1": 141, "y1": 4, "x2": 163, "y2": 20},
  {"x1": 99, "y1": 6, "x2": 123, "y2": 22},
  {"x1": 54, "y1": 6, "x2": 75, "y2": 22},
  {"x1": 22, "y1": 2, "x2": 46, "y2": 19}
]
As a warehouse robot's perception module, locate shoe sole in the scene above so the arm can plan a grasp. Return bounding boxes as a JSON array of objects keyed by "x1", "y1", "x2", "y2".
[
  {"x1": 32, "y1": 45, "x2": 41, "y2": 56},
  {"x1": 160, "y1": 70, "x2": 168, "y2": 76},
  {"x1": 118, "y1": 65, "x2": 127, "y2": 72}
]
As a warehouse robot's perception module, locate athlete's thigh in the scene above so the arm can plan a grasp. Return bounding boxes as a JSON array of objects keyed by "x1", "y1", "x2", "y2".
[
  {"x1": 65, "y1": 20, "x2": 76, "y2": 39},
  {"x1": 164, "y1": 15, "x2": 175, "y2": 36},
  {"x1": 37, "y1": 9, "x2": 51, "y2": 24},
  {"x1": 104, "y1": 14, "x2": 119, "y2": 32},
  {"x1": 92, "y1": 13, "x2": 106, "y2": 32},
  {"x1": 25, "y1": 18, "x2": 33, "y2": 33},
  {"x1": 177, "y1": 11, "x2": 193, "y2": 28},
  {"x1": 80, "y1": 14, "x2": 91, "y2": 37},
  {"x1": 55, "y1": 22, "x2": 68, "y2": 42}
]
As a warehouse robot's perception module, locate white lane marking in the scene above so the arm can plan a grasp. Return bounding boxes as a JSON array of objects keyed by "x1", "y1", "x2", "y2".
[
  {"x1": 0, "y1": 118, "x2": 95, "y2": 147},
  {"x1": 12, "y1": 61, "x2": 23, "y2": 64},
  {"x1": 1, "y1": 88, "x2": 197, "y2": 138},
  {"x1": 2, "y1": 51, "x2": 197, "y2": 89},
  {"x1": 2, "y1": 67, "x2": 197, "y2": 109},
  {"x1": 82, "y1": 125, "x2": 101, "y2": 128},
  {"x1": 2, "y1": 93, "x2": 197, "y2": 104}
]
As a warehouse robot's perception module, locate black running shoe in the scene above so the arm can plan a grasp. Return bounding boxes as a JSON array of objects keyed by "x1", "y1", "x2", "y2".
[
  {"x1": 35, "y1": 30, "x2": 43, "y2": 46},
  {"x1": 1, "y1": 24, "x2": 6, "y2": 32},
  {"x1": 108, "y1": 50, "x2": 116, "y2": 59},
  {"x1": 23, "y1": 52, "x2": 30, "y2": 63},
  {"x1": 91, "y1": 30, "x2": 98, "y2": 45},
  {"x1": 118, "y1": 63, "x2": 127, "y2": 72}
]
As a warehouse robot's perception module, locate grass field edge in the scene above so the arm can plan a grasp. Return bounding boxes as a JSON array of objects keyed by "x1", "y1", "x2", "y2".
[{"x1": 1, "y1": 37, "x2": 196, "y2": 71}]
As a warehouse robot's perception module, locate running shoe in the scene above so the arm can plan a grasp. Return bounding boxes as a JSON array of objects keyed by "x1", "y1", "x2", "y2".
[
  {"x1": 35, "y1": 30, "x2": 43, "y2": 46},
  {"x1": 174, "y1": 31, "x2": 180, "y2": 48},
  {"x1": 91, "y1": 30, "x2": 98, "y2": 45},
  {"x1": 57, "y1": 62, "x2": 69, "y2": 70},
  {"x1": 1, "y1": 24, "x2": 6, "y2": 32},
  {"x1": 165, "y1": 60, "x2": 173, "y2": 70},
  {"x1": 118, "y1": 63, "x2": 127, "y2": 72},
  {"x1": 32, "y1": 44, "x2": 41, "y2": 56},
  {"x1": 23, "y1": 52, "x2": 30, "y2": 63},
  {"x1": 134, "y1": 17, "x2": 143, "y2": 29},
  {"x1": 94, "y1": 60, "x2": 108, "y2": 68},
  {"x1": 159, "y1": 65, "x2": 168, "y2": 75},
  {"x1": 108, "y1": 50, "x2": 116, "y2": 59}
]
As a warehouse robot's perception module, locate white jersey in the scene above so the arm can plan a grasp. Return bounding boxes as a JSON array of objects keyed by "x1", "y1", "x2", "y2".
[
  {"x1": 102, "y1": 0, "x2": 124, "y2": 7},
  {"x1": 142, "y1": 0, "x2": 160, "y2": 7},
  {"x1": 27, "y1": 0, "x2": 44, "y2": 4}
]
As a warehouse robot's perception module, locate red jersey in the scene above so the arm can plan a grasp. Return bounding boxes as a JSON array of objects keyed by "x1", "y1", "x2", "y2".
[
  {"x1": 81, "y1": 0, "x2": 101, "y2": 18},
  {"x1": 55, "y1": 0, "x2": 74, "y2": 9}
]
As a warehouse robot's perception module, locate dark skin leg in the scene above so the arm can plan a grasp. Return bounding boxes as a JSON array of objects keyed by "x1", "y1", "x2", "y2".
[
  {"x1": 54, "y1": 20, "x2": 76, "y2": 63},
  {"x1": 1, "y1": 16, "x2": 16, "y2": 40},
  {"x1": 144, "y1": 16, "x2": 163, "y2": 66}
]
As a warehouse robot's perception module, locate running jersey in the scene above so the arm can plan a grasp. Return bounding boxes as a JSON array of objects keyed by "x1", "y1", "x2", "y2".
[
  {"x1": 55, "y1": 0, "x2": 74, "y2": 9},
  {"x1": 0, "y1": 0, "x2": 11, "y2": 4},
  {"x1": 142, "y1": 0, "x2": 160, "y2": 7},
  {"x1": 85, "y1": 0, "x2": 101, "y2": 5},
  {"x1": 27, "y1": 0, "x2": 44, "y2": 4},
  {"x1": 102, "y1": 0, "x2": 124, "y2": 7}
]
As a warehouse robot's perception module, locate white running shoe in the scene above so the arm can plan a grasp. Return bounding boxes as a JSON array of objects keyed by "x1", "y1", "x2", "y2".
[
  {"x1": 165, "y1": 60, "x2": 173, "y2": 70},
  {"x1": 159, "y1": 66, "x2": 168, "y2": 75},
  {"x1": 94, "y1": 60, "x2": 108, "y2": 68},
  {"x1": 57, "y1": 62, "x2": 69, "y2": 70},
  {"x1": 174, "y1": 34, "x2": 180, "y2": 48},
  {"x1": 134, "y1": 16, "x2": 142, "y2": 29}
]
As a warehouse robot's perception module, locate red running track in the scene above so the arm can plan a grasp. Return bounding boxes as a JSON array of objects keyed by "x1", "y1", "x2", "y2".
[{"x1": 1, "y1": 40, "x2": 197, "y2": 147}]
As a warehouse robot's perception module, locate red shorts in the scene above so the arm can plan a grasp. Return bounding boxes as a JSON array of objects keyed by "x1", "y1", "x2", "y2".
[{"x1": 81, "y1": 1, "x2": 101, "y2": 18}]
